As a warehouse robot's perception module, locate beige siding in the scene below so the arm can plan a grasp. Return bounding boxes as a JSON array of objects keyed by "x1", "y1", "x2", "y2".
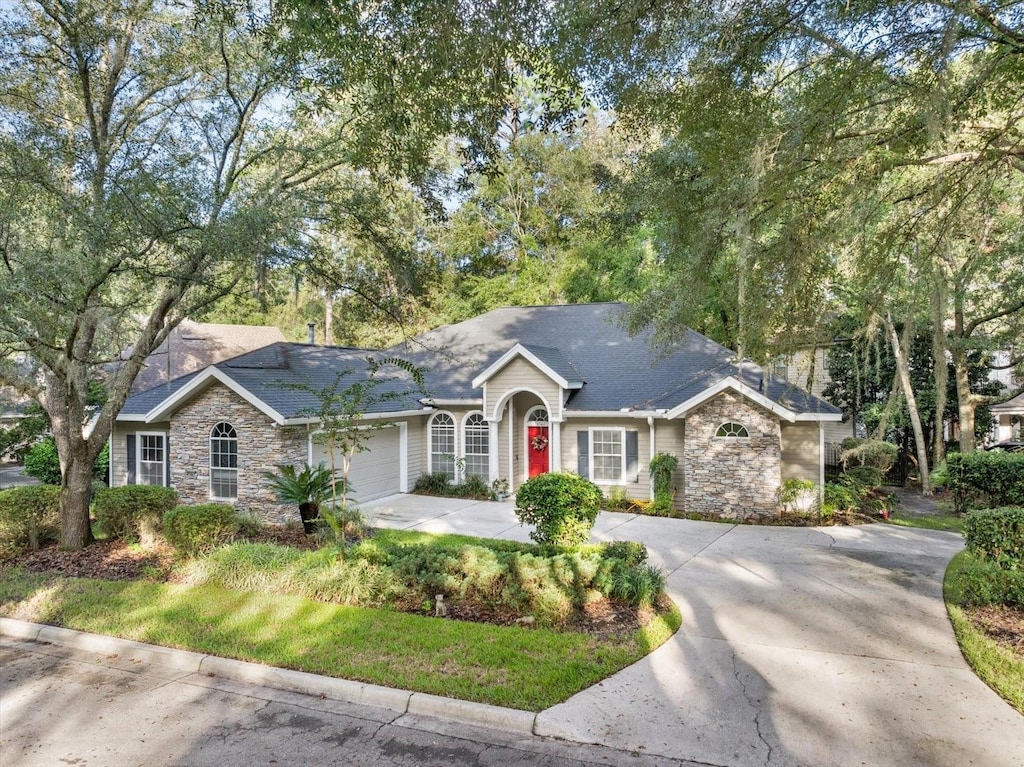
[
  {"x1": 781, "y1": 422, "x2": 821, "y2": 483},
  {"x1": 560, "y1": 417, "x2": 653, "y2": 498},
  {"x1": 405, "y1": 416, "x2": 427, "y2": 489},
  {"x1": 654, "y1": 420, "x2": 686, "y2": 510},
  {"x1": 484, "y1": 358, "x2": 562, "y2": 421},
  {"x1": 109, "y1": 421, "x2": 170, "y2": 487}
]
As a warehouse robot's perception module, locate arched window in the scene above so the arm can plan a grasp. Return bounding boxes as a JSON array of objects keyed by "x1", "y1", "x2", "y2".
[
  {"x1": 429, "y1": 413, "x2": 456, "y2": 481},
  {"x1": 715, "y1": 422, "x2": 750, "y2": 439},
  {"x1": 526, "y1": 407, "x2": 549, "y2": 424},
  {"x1": 463, "y1": 413, "x2": 489, "y2": 481},
  {"x1": 210, "y1": 422, "x2": 238, "y2": 499}
]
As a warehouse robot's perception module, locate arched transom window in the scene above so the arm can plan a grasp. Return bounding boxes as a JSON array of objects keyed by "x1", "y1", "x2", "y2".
[
  {"x1": 463, "y1": 413, "x2": 489, "y2": 481},
  {"x1": 210, "y1": 422, "x2": 238, "y2": 499},
  {"x1": 715, "y1": 422, "x2": 750, "y2": 439},
  {"x1": 430, "y1": 413, "x2": 456, "y2": 481}
]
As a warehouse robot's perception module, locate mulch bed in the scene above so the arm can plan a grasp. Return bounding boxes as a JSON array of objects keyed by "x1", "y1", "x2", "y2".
[{"x1": 965, "y1": 605, "x2": 1024, "y2": 660}]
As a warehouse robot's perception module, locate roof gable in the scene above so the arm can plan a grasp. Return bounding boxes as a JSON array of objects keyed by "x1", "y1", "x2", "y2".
[{"x1": 471, "y1": 343, "x2": 584, "y2": 390}]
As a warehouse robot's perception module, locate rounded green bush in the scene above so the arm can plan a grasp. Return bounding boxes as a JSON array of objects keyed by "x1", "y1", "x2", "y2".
[
  {"x1": 963, "y1": 507, "x2": 1024, "y2": 571},
  {"x1": 163, "y1": 503, "x2": 239, "y2": 555},
  {"x1": 514, "y1": 472, "x2": 602, "y2": 546},
  {"x1": 0, "y1": 485, "x2": 61, "y2": 555},
  {"x1": 93, "y1": 485, "x2": 179, "y2": 541}
]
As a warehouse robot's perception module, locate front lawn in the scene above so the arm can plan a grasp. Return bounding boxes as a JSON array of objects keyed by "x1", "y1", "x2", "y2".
[{"x1": 0, "y1": 524, "x2": 681, "y2": 711}]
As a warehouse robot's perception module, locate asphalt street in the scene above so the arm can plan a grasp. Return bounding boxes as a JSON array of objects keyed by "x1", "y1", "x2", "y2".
[{"x1": 0, "y1": 638, "x2": 702, "y2": 767}]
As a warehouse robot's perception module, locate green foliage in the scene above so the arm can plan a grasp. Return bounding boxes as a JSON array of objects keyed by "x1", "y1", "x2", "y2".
[
  {"x1": 182, "y1": 543, "x2": 399, "y2": 607},
  {"x1": 946, "y1": 549, "x2": 1024, "y2": 610},
  {"x1": 21, "y1": 437, "x2": 108, "y2": 486},
  {"x1": 412, "y1": 472, "x2": 491, "y2": 500},
  {"x1": 603, "y1": 540, "x2": 648, "y2": 567},
  {"x1": 649, "y1": 452, "x2": 678, "y2": 506},
  {"x1": 778, "y1": 478, "x2": 815, "y2": 514},
  {"x1": 948, "y1": 452, "x2": 1024, "y2": 515},
  {"x1": 963, "y1": 508, "x2": 1024, "y2": 572},
  {"x1": 0, "y1": 404, "x2": 49, "y2": 461},
  {"x1": 92, "y1": 486, "x2": 179, "y2": 542},
  {"x1": 514, "y1": 472, "x2": 602, "y2": 545},
  {"x1": 823, "y1": 482, "x2": 858, "y2": 517},
  {"x1": 22, "y1": 439, "x2": 61, "y2": 485},
  {"x1": 609, "y1": 563, "x2": 664, "y2": 608},
  {"x1": 843, "y1": 466, "x2": 884, "y2": 492},
  {"x1": 840, "y1": 438, "x2": 897, "y2": 473},
  {"x1": 0, "y1": 485, "x2": 60, "y2": 555},
  {"x1": 263, "y1": 463, "x2": 339, "y2": 507},
  {"x1": 163, "y1": 504, "x2": 239, "y2": 555}
]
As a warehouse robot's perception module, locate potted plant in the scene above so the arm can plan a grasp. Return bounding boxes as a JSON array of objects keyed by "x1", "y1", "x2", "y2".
[
  {"x1": 491, "y1": 477, "x2": 510, "y2": 502},
  {"x1": 263, "y1": 463, "x2": 339, "y2": 534}
]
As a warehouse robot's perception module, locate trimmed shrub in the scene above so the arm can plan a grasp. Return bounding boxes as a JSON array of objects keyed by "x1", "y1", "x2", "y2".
[
  {"x1": 963, "y1": 507, "x2": 1024, "y2": 571},
  {"x1": 948, "y1": 451, "x2": 1024, "y2": 514},
  {"x1": 840, "y1": 438, "x2": 897, "y2": 472},
  {"x1": 946, "y1": 549, "x2": 1024, "y2": 609},
  {"x1": 413, "y1": 472, "x2": 455, "y2": 494},
  {"x1": 163, "y1": 503, "x2": 239, "y2": 555},
  {"x1": 843, "y1": 466, "x2": 884, "y2": 491},
  {"x1": 0, "y1": 485, "x2": 60, "y2": 555},
  {"x1": 93, "y1": 486, "x2": 179, "y2": 542},
  {"x1": 514, "y1": 472, "x2": 602, "y2": 545}
]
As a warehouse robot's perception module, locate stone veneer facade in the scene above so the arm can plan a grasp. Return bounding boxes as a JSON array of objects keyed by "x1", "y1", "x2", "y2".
[
  {"x1": 169, "y1": 384, "x2": 308, "y2": 524},
  {"x1": 683, "y1": 391, "x2": 782, "y2": 519}
]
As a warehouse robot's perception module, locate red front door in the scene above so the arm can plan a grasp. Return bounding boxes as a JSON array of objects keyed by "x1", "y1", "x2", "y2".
[{"x1": 528, "y1": 426, "x2": 549, "y2": 478}]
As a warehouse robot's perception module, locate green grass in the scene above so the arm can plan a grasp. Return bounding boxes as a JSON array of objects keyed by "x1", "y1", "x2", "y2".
[
  {"x1": 943, "y1": 550, "x2": 1024, "y2": 714},
  {"x1": 889, "y1": 514, "x2": 965, "y2": 533},
  {"x1": 0, "y1": 567, "x2": 680, "y2": 712}
]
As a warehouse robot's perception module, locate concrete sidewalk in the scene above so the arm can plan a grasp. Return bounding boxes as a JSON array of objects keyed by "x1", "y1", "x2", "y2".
[{"x1": 362, "y1": 495, "x2": 1024, "y2": 767}]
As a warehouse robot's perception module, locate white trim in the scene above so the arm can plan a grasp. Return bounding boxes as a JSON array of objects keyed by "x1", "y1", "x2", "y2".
[
  {"x1": 144, "y1": 367, "x2": 288, "y2": 425},
  {"x1": 507, "y1": 399, "x2": 515, "y2": 488},
  {"x1": 472, "y1": 343, "x2": 584, "y2": 390},
  {"x1": 208, "y1": 421, "x2": 239, "y2": 501},
  {"x1": 818, "y1": 421, "x2": 825, "y2": 507},
  {"x1": 419, "y1": 398, "x2": 482, "y2": 407},
  {"x1": 118, "y1": 414, "x2": 148, "y2": 422},
  {"x1": 281, "y1": 408, "x2": 430, "y2": 427},
  {"x1": 489, "y1": 387, "x2": 558, "y2": 423},
  {"x1": 488, "y1": 420, "x2": 499, "y2": 485},
  {"x1": 551, "y1": 422, "x2": 562, "y2": 472},
  {"x1": 399, "y1": 421, "x2": 409, "y2": 492},
  {"x1": 666, "y1": 377, "x2": 793, "y2": 422},
  {"x1": 648, "y1": 416, "x2": 656, "y2": 501},
  {"x1": 461, "y1": 410, "x2": 490, "y2": 482},
  {"x1": 565, "y1": 410, "x2": 668, "y2": 419},
  {"x1": 135, "y1": 431, "x2": 167, "y2": 487},
  {"x1": 427, "y1": 411, "x2": 457, "y2": 478}
]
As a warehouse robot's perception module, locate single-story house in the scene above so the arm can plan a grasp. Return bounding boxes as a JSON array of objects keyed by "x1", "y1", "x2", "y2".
[
  {"x1": 111, "y1": 303, "x2": 843, "y2": 521},
  {"x1": 991, "y1": 391, "x2": 1024, "y2": 443}
]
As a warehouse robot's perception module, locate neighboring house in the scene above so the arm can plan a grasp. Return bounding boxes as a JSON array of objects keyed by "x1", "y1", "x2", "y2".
[
  {"x1": 111, "y1": 303, "x2": 843, "y2": 521},
  {"x1": 991, "y1": 392, "x2": 1024, "y2": 443},
  {"x1": 773, "y1": 344, "x2": 856, "y2": 447},
  {"x1": 125, "y1": 319, "x2": 287, "y2": 394}
]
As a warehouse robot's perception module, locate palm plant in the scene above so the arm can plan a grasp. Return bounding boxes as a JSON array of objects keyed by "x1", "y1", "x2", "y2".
[{"x1": 262, "y1": 463, "x2": 342, "y2": 534}]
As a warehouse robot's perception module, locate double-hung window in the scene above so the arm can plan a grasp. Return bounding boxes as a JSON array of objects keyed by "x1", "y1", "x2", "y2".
[
  {"x1": 591, "y1": 429, "x2": 624, "y2": 482},
  {"x1": 210, "y1": 422, "x2": 238, "y2": 500},
  {"x1": 429, "y1": 413, "x2": 456, "y2": 481},
  {"x1": 463, "y1": 413, "x2": 489, "y2": 481},
  {"x1": 138, "y1": 433, "x2": 166, "y2": 486}
]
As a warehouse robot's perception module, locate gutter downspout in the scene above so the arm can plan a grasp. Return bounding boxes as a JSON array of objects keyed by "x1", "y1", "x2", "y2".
[{"x1": 648, "y1": 416, "x2": 656, "y2": 501}]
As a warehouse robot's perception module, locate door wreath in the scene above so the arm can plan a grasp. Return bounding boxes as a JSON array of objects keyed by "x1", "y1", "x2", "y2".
[{"x1": 531, "y1": 434, "x2": 549, "y2": 451}]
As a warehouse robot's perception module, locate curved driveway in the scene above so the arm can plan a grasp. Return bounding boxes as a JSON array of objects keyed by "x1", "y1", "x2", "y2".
[{"x1": 362, "y1": 495, "x2": 1024, "y2": 767}]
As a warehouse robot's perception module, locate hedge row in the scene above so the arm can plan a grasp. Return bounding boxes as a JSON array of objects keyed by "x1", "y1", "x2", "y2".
[
  {"x1": 947, "y1": 451, "x2": 1024, "y2": 514},
  {"x1": 963, "y1": 507, "x2": 1024, "y2": 571},
  {"x1": 0, "y1": 485, "x2": 61, "y2": 556}
]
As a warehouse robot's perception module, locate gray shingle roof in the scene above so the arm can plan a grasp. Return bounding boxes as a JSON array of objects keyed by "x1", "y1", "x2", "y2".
[{"x1": 120, "y1": 303, "x2": 842, "y2": 421}]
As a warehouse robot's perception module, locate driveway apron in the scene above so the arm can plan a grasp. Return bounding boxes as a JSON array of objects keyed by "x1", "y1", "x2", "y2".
[{"x1": 363, "y1": 497, "x2": 1024, "y2": 767}]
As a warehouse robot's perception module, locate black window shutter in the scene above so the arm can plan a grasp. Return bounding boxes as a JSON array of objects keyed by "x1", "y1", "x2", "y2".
[
  {"x1": 577, "y1": 431, "x2": 589, "y2": 477},
  {"x1": 625, "y1": 431, "x2": 639, "y2": 483},
  {"x1": 164, "y1": 435, "x2": 170, "y2": 487},
  {"x1": 126, "y1": 434, "x2": 136, "y2": 485}
]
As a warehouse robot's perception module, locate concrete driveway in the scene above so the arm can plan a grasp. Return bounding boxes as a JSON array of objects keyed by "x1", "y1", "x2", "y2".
[{"x1": 362, "y1": 495, "x2": 1024, "y2": 767}]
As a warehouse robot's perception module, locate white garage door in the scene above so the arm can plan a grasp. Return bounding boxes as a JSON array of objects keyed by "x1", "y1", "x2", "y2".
[{"x1": 311, "y1": 426, "x2": 402, "y2": 503}]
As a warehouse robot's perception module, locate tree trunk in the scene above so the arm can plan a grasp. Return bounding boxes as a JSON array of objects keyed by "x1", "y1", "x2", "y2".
[
  {"x1": 884, "y1": 312, "x2": 931, "y2": 494},
  {"x1": 59, "y1": 447, "x2": 95, "y2": 550},
  {"x1": 931, "y1": 277, "x2": 948, "y2": 467}
]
